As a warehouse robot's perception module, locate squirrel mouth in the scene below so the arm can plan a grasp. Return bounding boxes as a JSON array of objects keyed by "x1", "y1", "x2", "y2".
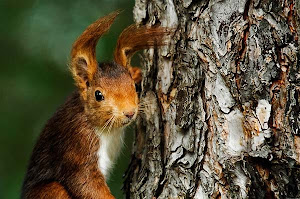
[
  {"x1": 122, "y1": 120, "x2": 132, "y2": 126},
  {"x1": 121, "y1": 116, "x2": 136, "y2": 126}
]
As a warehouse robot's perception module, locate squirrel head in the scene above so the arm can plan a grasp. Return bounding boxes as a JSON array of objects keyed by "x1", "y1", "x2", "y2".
[{"x1": 70, "y1": 10, "x2": 171, "y2": 130}]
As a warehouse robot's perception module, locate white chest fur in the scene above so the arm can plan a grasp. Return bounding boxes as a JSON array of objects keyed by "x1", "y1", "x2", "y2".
[{"x1": 96, "y1": 129, "x2": 124, "y2": 179}]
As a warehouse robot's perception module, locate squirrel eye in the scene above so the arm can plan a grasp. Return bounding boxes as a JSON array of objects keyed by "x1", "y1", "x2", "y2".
[{"x1": 95, "y1": 90, "x2": 104, "y2": 101}]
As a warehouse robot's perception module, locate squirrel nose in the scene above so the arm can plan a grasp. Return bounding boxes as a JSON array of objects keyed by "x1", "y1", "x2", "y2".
[{"x1": 124, "y1": 111, "x2": 135, "y2": 119}]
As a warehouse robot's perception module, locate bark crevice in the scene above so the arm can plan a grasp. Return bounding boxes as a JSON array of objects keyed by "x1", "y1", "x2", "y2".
[{"x1": 125, "y1": 0, "x2": 300, "y2": 198}]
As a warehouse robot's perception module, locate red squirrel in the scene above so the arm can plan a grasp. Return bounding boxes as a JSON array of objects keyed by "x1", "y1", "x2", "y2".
[{"x1": 21, "y1": 10, "x2": 170, "y2": 199}]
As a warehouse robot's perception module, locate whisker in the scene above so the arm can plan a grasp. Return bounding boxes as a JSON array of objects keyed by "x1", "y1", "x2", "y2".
[
  {"x1": 88, "y1": 115, "x2": 115, "y2": 153},
  {"x1": 107, "y1": 116, "x2": 115, "y2": 134},
  {"x1": 99, "y1": 115, "x2": 114, "y2": 134},
  {"x1": 100, "y1": 118, "x2": 112, "y2": 132}
]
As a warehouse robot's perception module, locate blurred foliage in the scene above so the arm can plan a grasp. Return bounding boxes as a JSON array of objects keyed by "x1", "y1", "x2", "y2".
[{"x1": 0, "y1": 0, "x2": 135, "y2": 198}]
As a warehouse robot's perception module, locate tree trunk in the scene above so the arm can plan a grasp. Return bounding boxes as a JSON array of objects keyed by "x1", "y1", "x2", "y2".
[{"x1": 124, "y1": 0, "x2": 300, "y2": 198}]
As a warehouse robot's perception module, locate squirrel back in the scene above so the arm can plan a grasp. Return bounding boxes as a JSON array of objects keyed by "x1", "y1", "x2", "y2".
[{"x1": 22, "y1": 10, "x2": 172, "y2": 199}]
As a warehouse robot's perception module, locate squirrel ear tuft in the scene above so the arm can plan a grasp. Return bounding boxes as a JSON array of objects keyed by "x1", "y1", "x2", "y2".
[
  {"x1": 114, "y1": 24, "x2": 173, "y2": 83},
  {"x1": 70, "y1": 10, "x2": 120, "y2": 91}
]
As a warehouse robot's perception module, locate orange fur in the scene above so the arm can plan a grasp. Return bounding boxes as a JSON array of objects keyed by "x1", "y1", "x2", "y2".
[
  {"x1": 70, "y1": 10, "x2": 120, "y2": 99},
  {"x1": 22, "y1": 10, "x2": 171, "y2": 199},
  {"x1": 114, "y1": 24, "x2": 173, "y2": 82},
  {"x1": 84, "y1": 66, "x2": 138, "y2": 128},
  {"x1": 27, "y1": 182, "x2": 70, "y2": 199}
]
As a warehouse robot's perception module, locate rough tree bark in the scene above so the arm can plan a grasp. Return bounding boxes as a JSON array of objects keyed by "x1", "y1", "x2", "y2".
[{"x1": 124, "y1": 0, "x2": 300, "y2": 198}]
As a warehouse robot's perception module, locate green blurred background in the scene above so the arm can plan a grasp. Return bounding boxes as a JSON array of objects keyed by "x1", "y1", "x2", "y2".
[{"x1": 0, "y1": 0, "x2": 136, "y2": 198}]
